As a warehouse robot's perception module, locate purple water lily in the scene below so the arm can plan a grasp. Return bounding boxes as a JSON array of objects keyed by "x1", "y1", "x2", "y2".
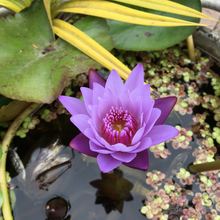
[{"x1": 59, "y1": 64, "x2": 178, "y2": 173}]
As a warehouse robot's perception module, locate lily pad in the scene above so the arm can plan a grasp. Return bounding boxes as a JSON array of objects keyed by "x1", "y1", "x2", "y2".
[
  {"x1": 107, "y1": 0, "x2": 201, "y2": 51},
  {"x1": 0, "y1": 1, "x2": 114, "y2": 103},
  {"x1": 0, "y1": 100, "x2": 30, "y2": 123},
  {"x1": 0, "y1": 95, "x2": 13, "y2": 108}
]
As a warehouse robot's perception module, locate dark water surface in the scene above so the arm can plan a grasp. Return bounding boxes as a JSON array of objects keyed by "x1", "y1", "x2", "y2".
[
  {"x1": 7, "y1": 112, "x2": 199, "y2": 220},
  {"x1": 11, "y1": 150, "x2": 148, "y2": 220}
]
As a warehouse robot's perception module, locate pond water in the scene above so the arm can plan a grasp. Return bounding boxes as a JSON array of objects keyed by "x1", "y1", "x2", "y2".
[
  {"x1": 8, "y1": 115, "x2": 149, "y2": 220},
  {"x1": 3, "y1": 42, "x2": 220, "y2": 220}
]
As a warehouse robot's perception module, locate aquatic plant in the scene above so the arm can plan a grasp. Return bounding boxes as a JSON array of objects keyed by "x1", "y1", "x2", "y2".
[
  {"x1": 169, "y1": 183, "x2": 187, "y2": 207},
  {"x1": 168, "y1": 82, "x2": 186, "y2": 98},
  {"x1": 0, "y1": 0, "x2": 216, "y2": 103},
  {"x1": 150, "y1": 142, "x2": 171, "y2": 159},
  {"x1": 141, "y1": 189, "x2": 170, "y2": 219},
  {"x1": 192, "y1": 192, "x2": 212, "y2": 214},
  {"x1": 176, "y1": 168, "x2": 195, "y2": 185},
  {"x1": 174, "y1": 99, "x2": 194, "y2": 115},
  {"x1": 59, "y1": 64, "x2": 178, "y2": 172},
  {"x1": 180, "y1": 207, "x2": 202, "y2": 220},
  {"x1": 170, "y1": 125, "x2": 193, "y2": 149},
  {"x1": 142, "y1": 178, "x2": 190, "y2": 219},
  {"x1": 146, "y1": 170, "x2": 166, "y2": 190},
  {"x1": 134, "y1": 39, "x2": 220, "y2": 219},
  {"x1": 206, "y1": 209, "x2": 220, "y2": 220},
  {"x1": 16, "y1": 116, "x2": 40, "y2": 138},
  {"x1": 212, "y1": 127, "x2": 220, "y2": 144}
]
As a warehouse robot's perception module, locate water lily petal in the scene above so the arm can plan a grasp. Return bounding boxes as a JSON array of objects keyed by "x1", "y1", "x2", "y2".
[
  {"x1": 130, "y1": 84, "x2": 150, "y2": 101},
  {"x1": 142, "y1": 98, "x2": 155, "y2": 126},
  {"x1": 119, "y1": 90, "x2": 134, "y2": 117},
  {"x1": 70, "y1": 133, "x2": 98, "y2": 157},
  {"x1": 131, "y1": 97, "x2": 144, "y2": 127},
  {"x1": 113, "y1": 142, "x2": 140, "y2": 152},
  {"x1": 89, "y1": 69, "x2": 105, "y2": 89},
  {"x1": 58, "y1": 95, "x2": 88, "y2": 116},
  {"x1": 98, "y1": 88, "x2": 121, "y2": 119},
  {"x1": 70, "y1": 114, "x2": 90, "y2": 134},
  {"x1": 111, "y1": 151, "x2": 137, "y2": 163},
  {"x1": 131, "y1": 124, "x2": 146, "y2": 145},
  {"x1": 97, "y1": 154, "x2": 122, "y2": 173},
  {"x1": 154, "y1": 96, "x2": 177, "y2": 125},
  {"x1": 89, "y1": 121, "x2": 140, "y2": 152},
  {"x1": 90, "y1": 124, "x2": 137, "y2": 153},
  {"x1": 81, "y1": 87, "x2": 93, "y2": 116},
  {"x1": 132, "y1": 137, "x2": 152, "y2": 153},
  {"x1": 89, "y1": 124, "x2": 118, "y2": 151},
  {"x1": 89, "y1": 140, "x2": 113, "y2": 154},
  {"x1": 146, "y1": 125, "x2": 179, "y2": 145},
  {"x1": 119, "y1": 91, "x2": 142, "y2": 125},
  {"x1": 97, "y1": 98, "x2": 112, "y2": 120},
  {"x1": 84, "y1": 128, "x2": 104, "y2": 147},
  {"x1": 143, "y1": 108, "x2": 161, "y2": 136},
  {"x1": 105, "y1": 69, "x2": 125, "y2": 95},
  {"x1": 90, "y1": 105, "x2": 102, "y2": 134},
  {"x1": 92, "y1": 82, "x2": 105, "y2": 105},
  {"x1": 103, "y1": 87, "x2": 121, "y2": 108},
  {"x1": 125, "y1": 63, "x2": 144, "y2": 92},
  {"x1": 123, "y1": 149, "x2": 149, "y2": 170},
  {"x1": 140, "y1": 112, "x2": 144, "y2": 128}
]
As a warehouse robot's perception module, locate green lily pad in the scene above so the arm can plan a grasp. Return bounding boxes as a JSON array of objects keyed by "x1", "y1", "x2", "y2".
[
  {"x1": 0, "y1": 1, "x2": 113, "y2": 103},
  {"x1": 107, "y1": 0, "x2": 201, "y2": 51}
]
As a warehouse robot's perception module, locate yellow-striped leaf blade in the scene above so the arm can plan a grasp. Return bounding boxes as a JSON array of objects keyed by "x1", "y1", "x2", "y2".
[{"x1": 52, "y1": 0, "x2": 205, "y2": 27}]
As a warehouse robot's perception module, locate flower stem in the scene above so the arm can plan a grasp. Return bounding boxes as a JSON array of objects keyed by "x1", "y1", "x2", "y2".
[
  {"x1": 188, "y1": 161, "x2": 220, "y2": 174},
  {"x1": 0, "y1": 103, "x2": 41, "y2": 220},
  {"x1": 186, "y1": 35, "x2": 196, "y2": 62}
]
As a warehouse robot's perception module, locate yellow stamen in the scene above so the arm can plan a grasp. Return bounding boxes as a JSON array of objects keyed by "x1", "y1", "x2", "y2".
[{"x1": 113, "y1": 121, "x2": 125, "y2": 133}]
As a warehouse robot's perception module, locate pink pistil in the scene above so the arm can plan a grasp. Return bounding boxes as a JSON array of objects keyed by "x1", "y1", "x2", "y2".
[{"x1": 102, "y1": 106, "x2": 137, "y2": 145}]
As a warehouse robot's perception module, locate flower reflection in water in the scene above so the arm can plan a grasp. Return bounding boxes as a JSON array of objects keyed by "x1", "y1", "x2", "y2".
[{"x1": 90, "y1": 169, "x2": 133, "y2": 213}]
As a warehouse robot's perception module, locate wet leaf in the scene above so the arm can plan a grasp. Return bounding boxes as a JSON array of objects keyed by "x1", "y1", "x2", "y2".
[
  {"x1": 0, "y1": 1, "x2": 113, "y2": 103},
  {"x1": 107, "y1": 0, "x2": 201, "y2": 50},
  {"x1": 0, "y1": 100, "x2": 30, "y2": 123}
]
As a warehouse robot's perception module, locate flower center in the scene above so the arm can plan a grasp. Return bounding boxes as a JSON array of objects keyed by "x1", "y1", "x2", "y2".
[{"x1": 102, "y1": 106, "x2": 137, "y2": 145}]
